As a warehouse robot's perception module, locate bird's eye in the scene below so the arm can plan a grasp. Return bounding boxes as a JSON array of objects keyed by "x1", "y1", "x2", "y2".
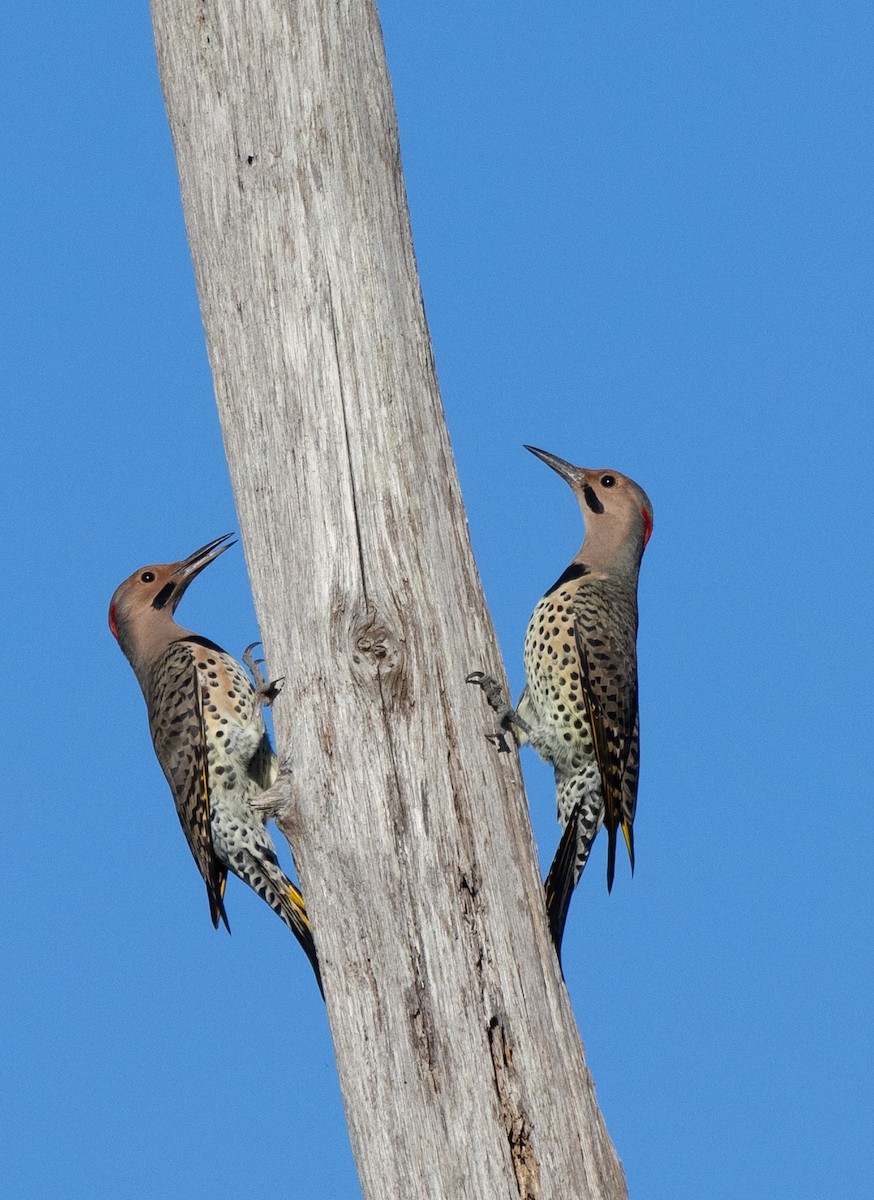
[
  {"x1": 600, "y1": 474, "x2": 617, "y2": 488},
  {"x1": 140, "y1": 571, "x2": 156, "y2": 583}
]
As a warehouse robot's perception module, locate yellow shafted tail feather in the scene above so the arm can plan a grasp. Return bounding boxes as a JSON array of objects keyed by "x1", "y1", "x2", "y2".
[
  {"x1": 286, "y1": 883, "x2": 312, "y2": 931},
  {"x1": 622, "y1": 820, "x2": 635, "y2": 873}
]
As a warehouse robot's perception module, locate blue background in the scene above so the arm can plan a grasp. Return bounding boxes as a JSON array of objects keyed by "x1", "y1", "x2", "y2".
[{"x1": 3, "y1": 4, "x2": 871, "y2": 1197}]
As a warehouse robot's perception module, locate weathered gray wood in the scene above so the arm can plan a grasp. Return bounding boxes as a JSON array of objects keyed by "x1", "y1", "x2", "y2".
[{"x1": 150, "y1": 2, "x2": 629, "y2": 1197}]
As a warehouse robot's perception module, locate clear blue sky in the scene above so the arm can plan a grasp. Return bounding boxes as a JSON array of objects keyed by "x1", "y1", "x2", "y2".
[{"x1": 3, "y1": 4, "x2": 871, "y2": 1197}]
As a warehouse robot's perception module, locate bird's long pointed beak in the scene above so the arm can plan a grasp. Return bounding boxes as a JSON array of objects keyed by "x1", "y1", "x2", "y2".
[
  {"x1": 524, "y1": 445, "x2": 582, "y2": 484},
  {"x1": 171, "y1": 533, "x2": 236, "y2": 586}
]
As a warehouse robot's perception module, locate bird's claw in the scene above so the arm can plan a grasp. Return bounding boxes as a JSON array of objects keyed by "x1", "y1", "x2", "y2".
[
  {"x1": 243, "y1": 642, "x2": 284, "y2": 707},
  {"x1": 256, "y1": 677, "x2": 285, "y2": 708},
  {"x1": 467, "y1": 671, "x2": 516, "y2": 753},
  {"x1": 250, "y1": 793, "x2": 280, "y2": 816},
  {"x1": 250, "y1": 757, "x2": 294, "y2": 816}
]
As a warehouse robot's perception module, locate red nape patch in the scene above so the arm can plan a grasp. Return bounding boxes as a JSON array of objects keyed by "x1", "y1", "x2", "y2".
[
  {"x1": 641, "y1": 507, "x2": 653, "y2": 547},
  {"x1": 108, "y1": 604, "x2": 119, "y2": 640}
]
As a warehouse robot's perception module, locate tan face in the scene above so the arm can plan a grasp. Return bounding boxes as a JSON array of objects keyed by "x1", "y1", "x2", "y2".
[
  {"x1": 108, "y1": 533, "x2": 236, "y2": 641},
  {"x1": 525, "y1": 446, "x2": 653, "y2": 552},
  {"x1": 108, "y1": 562, "x2": 178, "y2": 640},
  {"x1": 573, "y1": 468, "x2": 653, "y2": 549}
]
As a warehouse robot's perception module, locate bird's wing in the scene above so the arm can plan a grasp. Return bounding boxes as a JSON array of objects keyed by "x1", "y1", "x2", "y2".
[
  {"x1": 149, "y1": 641, "x2": 229, "y2": 930},
  {"x1": 572, "y1": 582, "x2": 640, "y2": 891},
  {"x1": 620, "y1": 713, "x2": 640, "y2": 872}
]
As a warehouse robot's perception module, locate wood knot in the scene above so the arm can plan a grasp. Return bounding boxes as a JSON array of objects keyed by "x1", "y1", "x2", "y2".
[
  {"x1": 349, "y1": 604, "x2": 407, "y2": 687},
  {"x1": 354, "y1": 630, "x2": 387, "y2": 661}
]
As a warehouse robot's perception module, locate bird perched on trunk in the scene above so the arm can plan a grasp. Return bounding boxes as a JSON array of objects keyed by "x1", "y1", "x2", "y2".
[
  {"x1": 108, "y1": 533, "x2": 321, "y2": 991},
  {"x1": 469, "y1": 447, "x2": 652, "y2": 956}
]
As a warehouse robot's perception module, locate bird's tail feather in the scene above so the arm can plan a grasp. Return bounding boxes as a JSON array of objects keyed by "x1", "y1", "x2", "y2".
[
  {"x1": 622, "y1": 821, "x2": 635, "y2": 874},
  {"x1": 544, "y1": 810, "x2": 581, "y2": 963},
  {"x1": 278, "y1": 881, "x2": 323, "y2": 998}
]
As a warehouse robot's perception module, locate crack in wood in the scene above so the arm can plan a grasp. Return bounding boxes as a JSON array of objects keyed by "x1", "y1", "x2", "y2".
[
  {"x1": 488, "y1": 1016, "x2": 541, "y2": 1200},
  {"x1": 326, "y1": 265, "x2": 369, "y2": 601},
  {"x1": 407, "y1": 942, "x2": 441, "y2": 1094}
]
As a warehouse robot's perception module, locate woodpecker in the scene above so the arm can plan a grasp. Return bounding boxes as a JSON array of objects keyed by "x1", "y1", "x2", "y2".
[
  {"x1": 470, "y1": 448, "x2": 652, "y2": 955},
  {"x1": 109, "y1": 533, "x2": 321, "y2": 990}
]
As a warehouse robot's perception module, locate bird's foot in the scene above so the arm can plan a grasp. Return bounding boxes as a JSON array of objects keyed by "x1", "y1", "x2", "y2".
[
  {"x1": 243, "y1": 642, "x2": 285, "y2": 707},
  {"x1": 466, "y1": 671, "x2": 529, "y2": 753},
  {"x1": 250, "y1": 756, "x2": 294, "y2": 817}
]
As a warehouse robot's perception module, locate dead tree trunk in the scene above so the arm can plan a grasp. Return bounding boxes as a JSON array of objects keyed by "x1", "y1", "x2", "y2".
[{"x1": 150, "y1": 2, "x2": 629, "y2": 1197}]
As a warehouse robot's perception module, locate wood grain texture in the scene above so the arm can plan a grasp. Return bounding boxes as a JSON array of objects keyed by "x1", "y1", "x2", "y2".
[{"x1": 150, "y1": 2, "x2": 629, "y2": 1196}]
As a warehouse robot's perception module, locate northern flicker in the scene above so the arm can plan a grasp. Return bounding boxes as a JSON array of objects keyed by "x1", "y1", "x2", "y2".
[
  {"x1": 469, "y1": 447, "x2": 652, "y2": 955},
  {"x1": 108, "y1": 533, "x2": 321, "y2": 990}
]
